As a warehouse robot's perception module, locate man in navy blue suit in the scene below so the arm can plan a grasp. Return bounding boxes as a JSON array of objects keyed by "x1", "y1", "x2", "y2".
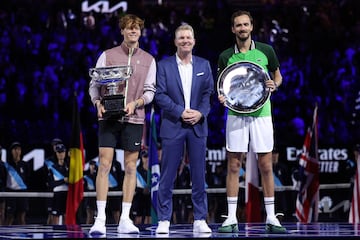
[{"x1": 155, "y1": 24, "x2": 214, "y2": 234}]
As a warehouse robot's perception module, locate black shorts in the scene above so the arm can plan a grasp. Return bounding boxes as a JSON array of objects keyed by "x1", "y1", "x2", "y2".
[
  {"x1": 132, "y1": 192, "x2": 151, "y2": 217},
  {"x1": 107, "y1": 195, "x2": 122, "y2": 211},
  {"x1": 51, "y1": 191, "x2": 67, "y2": 216},
  {"x1": 6, "y1": 197, "x2": 29, "y2": 214},
  {"x1": 98, "y1": 121, "x2": 143, "y2": 152},
  {"x1": 84, "y1": 197, "x2": 96, "y2": 211}
]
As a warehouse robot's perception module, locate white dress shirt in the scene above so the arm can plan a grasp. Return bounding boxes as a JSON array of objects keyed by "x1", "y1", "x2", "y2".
[{"x1": 176, "y1": 53, "x2": 193, "y2": 109}]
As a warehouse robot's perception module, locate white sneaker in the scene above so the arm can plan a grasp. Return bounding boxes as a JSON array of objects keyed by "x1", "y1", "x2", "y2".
[
  {"x1": 89, "y1": 217, "x2": 106, "y2": 235},
  {"x1": 156, "y1": 220, "x2": 170, "y2": 234},
  {"x1": 117, "y1": 218, "x2": 139, "y2": 234},
  {"x1": 265, "y1": 215, "x2": 287, "y2": 234},
  {"x1": 218, "y1": 217, "x2": 238, "y2": 233},
  {"x1": 266, "y1": 216, "x2": 281, "y2": 227},
  {"x1": 221, "y1": 217, "x2": 237, "y2": 226},
  {"x1": 193, "y1": 220, "x2": 212, "y2": 233}
]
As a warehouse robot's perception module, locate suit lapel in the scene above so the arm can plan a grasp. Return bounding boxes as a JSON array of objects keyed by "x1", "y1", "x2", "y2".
[
  {"x1": 171, "y1": 55, "x2": 184, "y2": 94},
  {"x1": 190, "y1": 56, "x2": 198, "y2": 103}
]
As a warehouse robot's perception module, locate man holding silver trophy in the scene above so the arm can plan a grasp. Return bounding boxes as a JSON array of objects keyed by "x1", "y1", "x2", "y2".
[
  {"x1": 88, "y1": 14, "x2": 156, "y2": 235},
  {"x1": 217, "y1": 10, "x2": 286, "y2": 234}
]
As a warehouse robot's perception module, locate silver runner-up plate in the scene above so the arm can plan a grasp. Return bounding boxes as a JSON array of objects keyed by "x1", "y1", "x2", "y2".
[{"x1": 217, "y1": 61, "x2": 271, "y2": 113}]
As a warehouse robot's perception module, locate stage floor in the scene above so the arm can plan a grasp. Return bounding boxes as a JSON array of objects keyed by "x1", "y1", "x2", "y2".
[{"x1": 1, "y1": 222, "x2": 360, "y2": 239}]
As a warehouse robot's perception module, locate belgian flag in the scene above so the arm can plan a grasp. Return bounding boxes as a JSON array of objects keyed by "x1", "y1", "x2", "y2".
[{"x1": 65, "y1": 92, "x2": 85, "y2": 225}]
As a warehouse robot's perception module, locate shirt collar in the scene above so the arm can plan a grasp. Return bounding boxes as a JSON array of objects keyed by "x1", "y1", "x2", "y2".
[
  {"x1": 234, "y1": 40, "x2": 255, "y2": 53},
  {"x1": 176, "y1": 53, "x2": 193, "y2": 65},
  {"x1": 121, "y1": 41, "x2": 139, "y2": 55}
]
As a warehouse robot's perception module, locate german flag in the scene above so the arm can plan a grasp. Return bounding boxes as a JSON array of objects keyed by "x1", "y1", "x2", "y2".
[{"x1": 65, "y1": 92, "x2": 85, "y2": 225}]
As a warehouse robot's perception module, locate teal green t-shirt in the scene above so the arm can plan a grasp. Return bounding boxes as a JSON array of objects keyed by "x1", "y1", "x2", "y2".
[{"x1": 217, "y1": 41, "x2": 280, "y2": 117}]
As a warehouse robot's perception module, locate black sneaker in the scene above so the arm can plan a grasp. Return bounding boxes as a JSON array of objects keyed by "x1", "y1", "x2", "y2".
[
  {"x1": 218, "y1": 223, "x2": 239, "y2": 233},
  {"x1": 265, "y1": 223, "x2": 287, "y2": 234}
]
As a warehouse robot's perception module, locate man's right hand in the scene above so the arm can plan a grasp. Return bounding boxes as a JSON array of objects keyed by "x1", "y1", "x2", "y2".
[{"x1": 95, "y1": 100, "x2": 105, "y2": 118}]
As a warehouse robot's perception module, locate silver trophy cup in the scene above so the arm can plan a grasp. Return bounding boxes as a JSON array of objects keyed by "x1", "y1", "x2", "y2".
[{"x1": 89, "y1": 65, "x2": 133, "y2": 118}]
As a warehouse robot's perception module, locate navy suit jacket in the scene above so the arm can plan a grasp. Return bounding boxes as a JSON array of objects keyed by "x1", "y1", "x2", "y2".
[{"x1": 155, "y1": 55, "x2": 214, "y2": 139}]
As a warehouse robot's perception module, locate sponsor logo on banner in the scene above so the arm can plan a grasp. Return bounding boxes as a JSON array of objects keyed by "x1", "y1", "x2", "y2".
[
  {"x1": 81, "y1": 0, "x2": 128, "y2": 13},
  {"x1": 206, "y1": 147, "x2": 226, "y2": 173},
  {"x1": 286, "y1": 147, "x2": 349, "y2": 173}
]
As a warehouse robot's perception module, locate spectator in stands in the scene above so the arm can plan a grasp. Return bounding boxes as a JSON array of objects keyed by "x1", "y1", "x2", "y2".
[
  {"x1": 271, "y1": 148, "x2": 291, "y2": 221},
  {"x1": 43, "y1": 137, "x2": 63, "y2": 224},
  {"x1": 83, "y1": 160, "x2": 97, "y2": 224},
  {"x1": 4, "y1": 142, "x2": 31, "y2": 225},
  {"x1": 133, "y1": 149, "x2": 151, "y2": 225},
  {"x1": 172, "y1": 152, "x2": 193, "y2": 224},
  {"x1": 107, "y1": 157, "x2": 124, "y2": 224},
  {"x1": 155, "y1": 23, "x2": 213, "y2": 234},
  {"x1": 271, "y1": 148, "x2": 290, "y2": 187},
  {"x1": 1, "y1": 0, "x2": 359, "y2": 155},
  {"x1": 206, "y1": 162, "x2": 227, "y2": 224},
  {"x1": 50, "y1": 138, "x2": 64, "y2": 157},
  {"x1": 47, "y1": 143, "x2": 69, "y2": 225}
]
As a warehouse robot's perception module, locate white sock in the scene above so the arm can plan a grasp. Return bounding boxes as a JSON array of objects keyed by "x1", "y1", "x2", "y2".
[
  {"x1": 264, "y1": 197, "x2": 275, "y2": 219},
  {"x1": 96, "y1": 200, "x2": 107, "y2": 220},
  {"x1": 120, "y1": 202, "x2": 132, "y2": 220},
  {"x1": 227, "y1": 197, "x2": 238, "y2": 220}
]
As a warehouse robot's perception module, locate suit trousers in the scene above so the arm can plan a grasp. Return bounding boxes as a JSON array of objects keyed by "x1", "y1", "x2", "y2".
[{"x1": 157, "y1": 127, "x2": 208, "y2": 221}]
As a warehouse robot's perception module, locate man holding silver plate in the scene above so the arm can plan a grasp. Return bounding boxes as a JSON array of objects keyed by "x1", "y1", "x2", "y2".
[
  {"x1": 88, "y1": 14, "x2": 156, "y2": 235},
  {"x1": 217, "y1": 10, "x2": 286, "y2": 234}
]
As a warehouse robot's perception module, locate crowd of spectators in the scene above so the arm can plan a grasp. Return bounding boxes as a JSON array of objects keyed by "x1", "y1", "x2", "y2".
[
  {"x1": 1, "y1": 0, "x2": 360, "y2": 225},
  {"x1": 0, "y1": 0, "x2": 359, "y2": 159}
]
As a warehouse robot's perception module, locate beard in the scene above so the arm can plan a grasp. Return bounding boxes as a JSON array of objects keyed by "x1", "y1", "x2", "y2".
[{"x1": 237, "y1": 32, "x2": 250, "y2": 42}]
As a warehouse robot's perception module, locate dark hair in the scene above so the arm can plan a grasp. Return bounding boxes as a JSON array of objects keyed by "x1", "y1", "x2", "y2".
[
  {"x1": 141, "y1": 149, "x2": 148, "y2": 158},
  {"x1": 51, "y1": 138, "x2": 63, "y2": 146},
  {"x1": 354, "y1": 144, "x2": 360, "y2": 152},
  {"x1": 55, "y1": 143, "x2": 66, "y2": 152},
  {"x1": 89, "y1": 160, "x2": 97, "y2": 165},
  {"x1": 9, "y1": 141, "x2": 21, "y2": 150},
  {"x1": 231, "y1": 10, "x2": 253, "y2": 26}
]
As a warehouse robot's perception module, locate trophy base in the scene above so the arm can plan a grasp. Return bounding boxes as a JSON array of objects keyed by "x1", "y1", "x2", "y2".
[{"x1": 101, "y1": 95, "x2": 126, "y2": 119}]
